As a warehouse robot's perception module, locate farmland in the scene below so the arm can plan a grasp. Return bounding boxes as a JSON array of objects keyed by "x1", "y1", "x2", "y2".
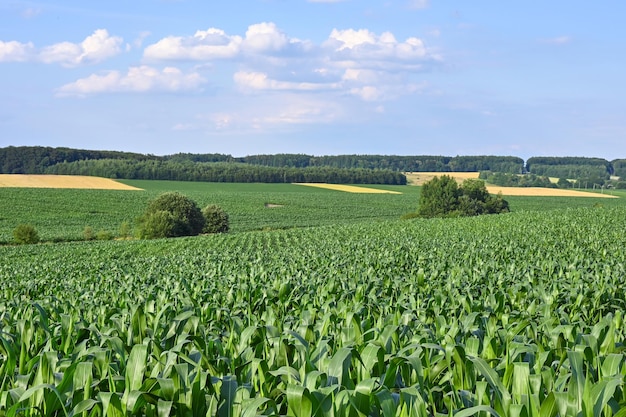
[
  {"x1": 1, "y1": 179, "x2": 625, "y2": 244},
  {"x1": 1, "y1": 179, "x2": 626, "y2": 415}
]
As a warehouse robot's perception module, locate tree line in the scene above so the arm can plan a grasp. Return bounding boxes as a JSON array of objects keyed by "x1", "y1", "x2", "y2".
[
  {"x1": 0, "y1": 146, "x2": 525, "y2": 174},
  {"x1": 44, "y1": 159, "x2": 407, "y2": 185},
  {"x1": 208, "y1": 154, "x2": 525, "y2": 173},
  {"x1": 1, "y1": 146, "x2": 625, "y2": 183}
]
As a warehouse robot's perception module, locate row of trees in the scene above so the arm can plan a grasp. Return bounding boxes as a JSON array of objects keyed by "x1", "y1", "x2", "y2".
[
  {"x1": 479, "y1": 172, "x2": 561, "y2": 188},
  {"x1": 525, "y1": 156, "x2": 613, "y2": 174},
  {"x1": 44, "y1": 159, "x2": 407, "y2": 185},
  {"x1": 225, "y1": 154, "x2": 525, "y2": 173},
  {"x1": 0, "y1": 146, "x2": 525, "y2": 175},
  {"x1": 3, "y1": 146, "x2": 625, "y2": 182},
  {"x1": 0, "y1": 146, "x2": 158, "y2": 174}
]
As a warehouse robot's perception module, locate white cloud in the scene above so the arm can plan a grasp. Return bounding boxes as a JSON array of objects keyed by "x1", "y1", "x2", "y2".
[
  {"x1": 144, "y1": 22, "x2": 308, "y2": 61},
  {"x1": 144, "y1": 28, "x2": 242, "y2": 60},
  {"x1": 133, "y1": 31, "x2": 152, "y2": 49},
  {"x1": 0, "y1": 40, "x2": 34, "y2": 62},
  {"x1": 204, "y1": 96, "x2": 341, "y2": 132},
  {"x1": 0, "y1": 29, "x2": 123, "y2": 66},
  {"x1": 234, "y1": 71, "x2": 339, "y2": 92},
  {"x1": 56, "y1": 65, "x2": 205, "y2": 96},
  {"x1": 41, "y1": 29, "x2": 123, "y2": 67},
  {"x1": 350, "y1": 86, "x2": 382, "y2": 101},
  {"x1": 308, "y1": 0, "x2": 347, "y2": 2},
  {"x1": 242, "y1": 22, "x2": 289, "y2": 53},
  {"x1": 327, "y1": 29, "x2": 428, "y2": 63},
  {"x1": 143, "y1": 22, "x2": 439, "y2": 103}
]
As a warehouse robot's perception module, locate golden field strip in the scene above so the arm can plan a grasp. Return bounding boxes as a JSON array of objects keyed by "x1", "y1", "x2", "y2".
[
  {"x1": 294, "y1": 183, "x2": 402, "y2": 194},
  {"x1": 0, "y1": 174, "x2": 142, "y2": 190},
  {"x1": 404, "y1": 172, "x2": 618, "y2": 198}
]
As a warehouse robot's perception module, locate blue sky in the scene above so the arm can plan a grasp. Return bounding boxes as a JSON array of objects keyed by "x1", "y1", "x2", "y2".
[{"x1": 1, "y1": 1, "x2": 624, "y2": 159}]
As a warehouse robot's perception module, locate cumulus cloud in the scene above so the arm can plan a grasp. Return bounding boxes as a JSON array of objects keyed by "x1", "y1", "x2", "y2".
[
  {"x1": 0, "y1": 40, "x2": 34, "y2": 62},
  {"x1": 56, "y1": 65, "x2": 205, "y2": 96},
  {"x1": 0, "y1": 29, "x2": 123, "y2": 66},
  {"x1": 143, "y1": 22, "x2": 439, "y2": 102},
  {"x1": 144, "y1": 22, "x2": 308, "y2": 61},
  {"x1": 144, "y1": 28, "x2": 241, "y2": 60},
  {"x1": 327, "y1": 28, "x2": 429, "y2": 65},
  {"x1": 41, "y1": 29, "x2": 123, "y2": 66}
]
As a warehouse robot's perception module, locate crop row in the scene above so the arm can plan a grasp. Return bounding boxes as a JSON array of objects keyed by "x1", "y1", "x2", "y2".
[{"x1": 1, "y1": 207, "x2": 626, "y2": 415}]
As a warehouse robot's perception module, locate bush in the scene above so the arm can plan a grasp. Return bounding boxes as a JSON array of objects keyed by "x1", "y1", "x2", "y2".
[
  {"x1": 137, "y1": 210, "x2": 179, "y2": 239},
  {"x1": 417, "y1": 175, "x2": 509, "y2": 218},
  {"x1": 417, "y1": 175, "x2": 462, "y2": 218},
  {"x1": 202, "y1": 205, "x2": 229, "y2": 234},
  {"x1": 83, "y1": 226, "x2": 94, "y2": 241},
  {"x1": 96, "y1": 230, "x2": 114, "y2": 240},
  {"x1": 13, "y1": 224, "x2": 39, "y2": 244},
  {"x1": 138, "y1": 192, "x2": 205, "y2": 238},
  {"x1": 118, "y1": 221, "x2": 132, "y2": 239}
]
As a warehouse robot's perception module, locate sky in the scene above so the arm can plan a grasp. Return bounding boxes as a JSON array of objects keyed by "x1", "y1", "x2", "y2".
[{"x1": 1, "y1": 1, "x2": 625, "y2": 160}]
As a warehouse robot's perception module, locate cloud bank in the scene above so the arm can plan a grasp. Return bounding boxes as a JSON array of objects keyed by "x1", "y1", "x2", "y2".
[
  {"x1": 56, "y1": 66, "x2": 205, "y2": 96},
  {"x1": 0, "y1": 29, "x2": 123, "y2": 66}
]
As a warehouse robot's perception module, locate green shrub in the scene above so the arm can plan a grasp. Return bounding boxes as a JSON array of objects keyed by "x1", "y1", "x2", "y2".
[
  {"x1": 138, "y1": 192, "x2": 205, "y2": 238},
  {"x1": 83, "y1": 226, "x2": 94, "y2": 241},
  {"x1": 202, "y1": 205, "x2": 229, "y2": 234},
  {"x1": 417, "y1": 175, "x2": 509, "y2": 218},
  {"x1": 13, "y1": 224, "x2": 39, "y2": 244},
  {"x1": 118, "y1": 221, "x2": 132, "y2": 239},
  {"x1": 96, "y1": 230, "x2": 114, "y2": 241},
  {"x1": 137, "y1": 210, "x2": 179, "y2": 239}
]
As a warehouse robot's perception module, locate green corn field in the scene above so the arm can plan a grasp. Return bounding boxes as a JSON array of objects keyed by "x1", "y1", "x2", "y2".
[{"x1": 1, "y1": 206, "x2": 626, "y2": 416}]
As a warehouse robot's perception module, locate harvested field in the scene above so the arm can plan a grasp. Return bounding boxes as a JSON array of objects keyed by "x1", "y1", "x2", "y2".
[
  {"x1": 486, "y1": 186, "x2": 618, "y2": 198},
  {"x1": 404, "y1": 172, "x2": 617, "y2": 198},
  {"x1": 294, "y1": 183, "x2": 402, "y2": 194},
  {"x1": 0, "y1": 174, "x2": 142, "y2": 190}
]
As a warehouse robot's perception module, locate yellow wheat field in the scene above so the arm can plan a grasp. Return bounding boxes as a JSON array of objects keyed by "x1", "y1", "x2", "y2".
[
  {"x1": 404, "y1": 172, "x2": 617, "y2": 198},
  {"x1": 0, "y1": 175, "x2": 142, "y2": 190},
  {"x1": 294, "y1": 183, "x2": 402, "y2": 194}
]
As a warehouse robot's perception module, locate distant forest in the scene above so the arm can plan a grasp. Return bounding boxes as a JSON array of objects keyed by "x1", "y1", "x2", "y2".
[{"x1": 1, "y1": 146, "x2": 624, "y2": 184}]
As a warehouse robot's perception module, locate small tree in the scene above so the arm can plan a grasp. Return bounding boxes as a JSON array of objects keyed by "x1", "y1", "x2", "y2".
[
  {"x1": 202, "y1": 205, "x2": 229, "y2": 234},
  {"x1": 13, "y1": 224, "x2": 39, "y2": 244},
  {"x1": 417, "y1": 175, "x2": 461, "y2": 218},
  {"x1": 137, "y1": 192, "x2": 205, "y2": 238},
  {"x1": 416, "y1": 176, "x2": 509, "y2": 218}
]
